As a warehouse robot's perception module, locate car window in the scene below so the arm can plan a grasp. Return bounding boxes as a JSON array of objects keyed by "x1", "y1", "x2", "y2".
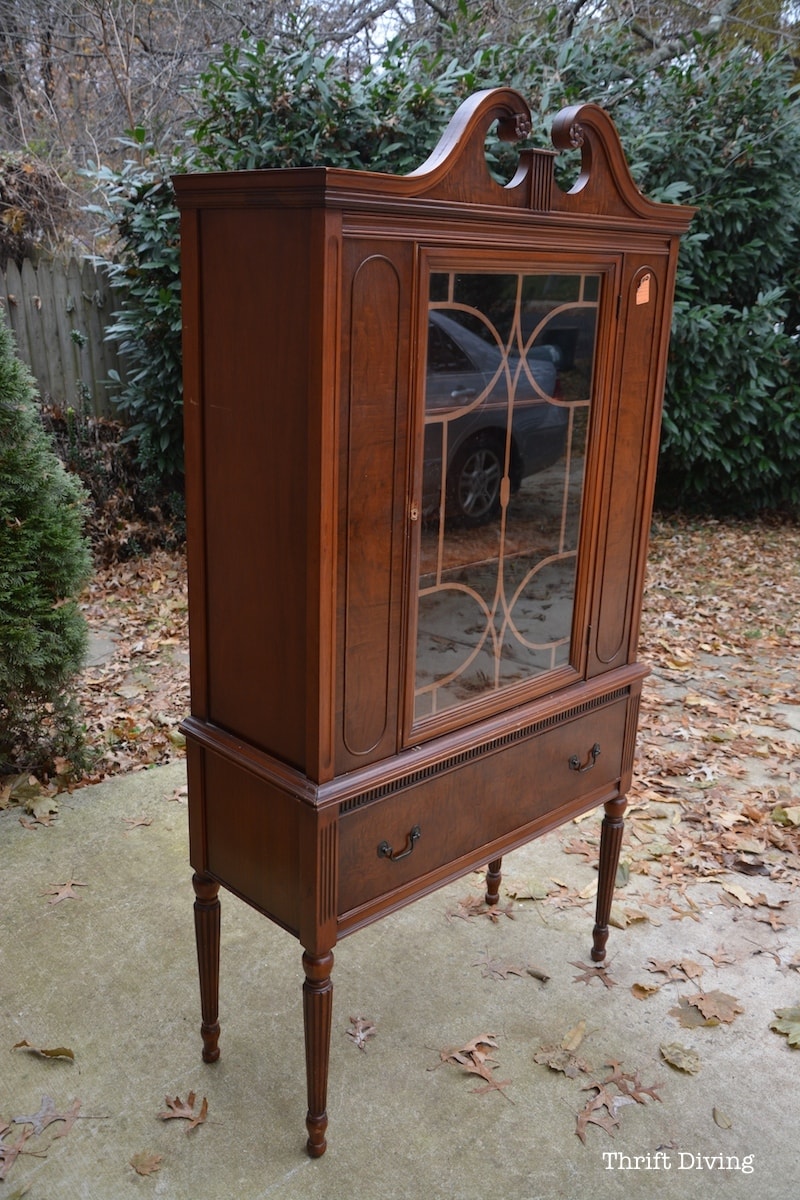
[{"x1": 427, "y1": 321, "x2": 473, "y2": 374}]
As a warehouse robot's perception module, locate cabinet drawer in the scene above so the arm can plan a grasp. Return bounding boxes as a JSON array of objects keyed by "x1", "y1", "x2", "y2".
[{"x1": 338, "y1": 697, "x2": 628, "y2": 916}]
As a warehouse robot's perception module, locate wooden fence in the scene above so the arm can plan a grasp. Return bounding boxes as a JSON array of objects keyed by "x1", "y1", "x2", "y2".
[{"x1": 0, "y1": 256, "x2": 126, "y2": 417}]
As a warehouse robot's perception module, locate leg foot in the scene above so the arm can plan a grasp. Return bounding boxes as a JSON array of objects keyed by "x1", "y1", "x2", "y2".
[
  {"x1": 592, "y1": 798, "x2": 626, "y2": 962},
  {"x1": 485, "y1": 857, "x2": 503, "y2": 907},
  {"x1": 303, "y1": 949, "x2": 334, "y2": 1158},
  {"x1": 193, "y1": 872, "x2": 221, "y2": 1063}
]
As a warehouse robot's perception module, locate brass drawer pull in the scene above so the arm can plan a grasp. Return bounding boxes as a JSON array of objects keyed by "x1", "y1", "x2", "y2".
[
  {"x1": 378, "y1": 825, "x2": 421, "y2": 862},
  {"x1": 569, "y1": 743, "x2": 601, "y2": 773}
]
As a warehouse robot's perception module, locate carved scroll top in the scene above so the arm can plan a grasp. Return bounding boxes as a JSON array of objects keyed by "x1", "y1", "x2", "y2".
[{"x1": 402, "y1": 87, "x2": 693, "y2": 228}]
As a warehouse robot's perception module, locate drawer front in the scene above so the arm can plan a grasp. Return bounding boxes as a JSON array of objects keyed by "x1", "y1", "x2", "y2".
[{"x1": 338, "y1": 697, "x2": 628, "y2": 917}]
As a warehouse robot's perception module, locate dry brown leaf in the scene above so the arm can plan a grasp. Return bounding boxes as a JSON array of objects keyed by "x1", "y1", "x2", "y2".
[
  {"x1": 561, "y1": 1020, "x2": 586, "y2": 1052},
  {"x1": 12, "y1": 1095, "x2": 80, "y2": 1136},
  {"x1": 157, "y1": 1092, "x2": 208, "y2": 1131},
  {"x1": 631, "y1": 981, "x2": 660, "y2": 999},
  {"x1": 346, "y1": 1016, "x2": 377, "y2": 1051},
  {"x1": 647, "y1": 957, "x2": 703, "y2": 982},
  {"x1": 570, "y1": 961, "x2": 617, "y2": 989},
  {"x1": 685, "y1": 990, "x2": 744, "y2": 1024},
  {"x1": 472, "y1": 950, "x2": 528, "y2": 981},
  {"x1": 0, "y1": 1128, "x2": 32, "y2": 1182},
  {"x1": 533, "y1": 1045, "x2": 592, "y2": 1078},
  {"x1": 576, "y1": 1099, "x2": 621, "y2": 1143},
  {"x1": 122, "y1": 815, "x2": 153, "y2": 833},
  {"x1": 660, "y1": 1042, "x2": 701, "y2": 1073},
  {"x1": 669, "y1": 996, "x2": 719, "y2": 1028},
  {"x1": 130, "y1": 1151, "x2": 164, "y2": 1176},
  {"x1": 437, "y1": 1034, "x2": 512, "y2": 1101},
  {"x1": 12, "y1": 1040, "x2": 74, "y2": 1061},
  {"x1": 40, "y1": 879, "x2": 87, "y2": 904},
  {"x1": 698, "y1": 946, "x2": 737, "y2": 968}
]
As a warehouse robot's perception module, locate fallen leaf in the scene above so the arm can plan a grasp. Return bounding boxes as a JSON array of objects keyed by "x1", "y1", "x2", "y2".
[
  {"x1": 647, "y1": 957, "x2": 703, "y2": 982},
  {"x1": 157, "y1": 1092, "x2": 208, "y2": 1131},
  {"x1": 12, "y1": 1095, "x2": 80, "y2": 1136},
  {"x1": 631, "y1": 981, "x2": 660, "y2": 999},
  {"x1": 570, "y1": 961, "x2": 617, "y2": 989},
  {"x1": 772, "y1": 804, "x2": 800, "y2": 827},
  {"x1": 502, "y1": 876, "x2": 550, "y2": 901},
  {"x1": 122, "y1": 815, "x2": 153, "y2": 833},
  {"x1": 561, "y1": 1020, "x2": 586, "y2": 1052},
  {"x1": 526, "y1": 964, "x2": 551, "y2": 983},
  {"x1": 669, "y1": 996, "x2": 719, "y2": 1028},
  {"x1": 472, "y1": 950, "x2": 528, "y2": 981},
  {"x1": 769, "y1": 1005, "x2": 800, "y2": 1047},
  {"x1": 660, "y1": 1042, "x2": 701, "y2": 1073},
  {"x1": 685, "y1": 990, "x2": 744, "y2": 1024},
  {"x1": 719, "y1": 881, "x2": 757, "y2": 907},
  {"x1": 436, "y1": 1034, "x2": 512, "y2": 1100},
  {"x1": 130, "y1": 1151, "x2": 164, "y2": 1176},
  {"x1": 346, "y1": 1016, "x2": 377, "y2": 1051},
  {"x1": 40, "y1": 880, "x2": 87, "y2": 904},
  {"x1": 12, "y1": 1040, "x2": 74, "y2": 1061},
  {"x1": 0, "y1": 1128, "x2": 32, "y2": 1182},
  {"x1": 713, "y1": 1107, "x2": 733, "y2": 1129},
  {"x1": 698, "y1": 946, "x2": 737, "y2": 968},
  {"x1": 533, "y1": 1045, "x2": 592, "y2": 1078},
  {"x1": 576, "y1": 1098, "x2": 621, "y2": 1143}
]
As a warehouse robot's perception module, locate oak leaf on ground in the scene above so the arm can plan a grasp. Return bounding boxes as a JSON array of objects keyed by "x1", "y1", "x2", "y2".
[
  {"x1": 346, "y1": 1016, "x2": 377, "y2": 1051},
  {"x1": 157, "y1": 1092, "x2": 208, "y2": 1131},
  {"x1": 570, "y1": 961, "x2": 617, "y2": 989}
]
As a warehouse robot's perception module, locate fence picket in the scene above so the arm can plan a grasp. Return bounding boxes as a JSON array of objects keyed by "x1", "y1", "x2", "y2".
[{"x1": 0, "y1": 255, "x2": 126, "y2": 416}]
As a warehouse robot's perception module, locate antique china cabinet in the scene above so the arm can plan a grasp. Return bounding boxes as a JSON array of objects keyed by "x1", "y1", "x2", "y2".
[{"x1": 174, "y1": 88, "x2": 693, "y2": 1157}]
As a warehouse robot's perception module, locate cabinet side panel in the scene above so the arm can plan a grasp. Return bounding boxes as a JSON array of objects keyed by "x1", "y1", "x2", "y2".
[
  {"x1": 336, "y1": 242, "x2": 412, "y2": 770},
  {"x1": 199, "y1": 209, "x2": 312, "y2": 768},
  {"x1": 202, "y1": 748, "x2": 301, "y2": 934},
  {"x1": 590, "y1": 259, "x2": 663, "y2": 672}
]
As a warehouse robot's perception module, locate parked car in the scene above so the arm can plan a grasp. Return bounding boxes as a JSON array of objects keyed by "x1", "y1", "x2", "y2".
[{"x1": 423, "y1": 310, "x2": 568, "y2": 526}]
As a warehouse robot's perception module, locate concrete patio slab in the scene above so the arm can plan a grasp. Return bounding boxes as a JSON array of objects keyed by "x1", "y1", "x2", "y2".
[{"x1": 1, "y1": 760, "x2": 798, "y2": 1200}]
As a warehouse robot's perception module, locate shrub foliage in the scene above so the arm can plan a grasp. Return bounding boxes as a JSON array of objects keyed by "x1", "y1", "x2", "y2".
[
  {"x1": 92, "y1": 17, "x2": 800, "y2": 515},
  {"x1": 0, "y1": 322, "x2": 91, "y2": 775}
]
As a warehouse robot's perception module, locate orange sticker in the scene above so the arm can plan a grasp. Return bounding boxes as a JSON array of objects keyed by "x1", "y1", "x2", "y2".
[{"x1": 636, "y1": 273, "x2": 651, "y2": 305}]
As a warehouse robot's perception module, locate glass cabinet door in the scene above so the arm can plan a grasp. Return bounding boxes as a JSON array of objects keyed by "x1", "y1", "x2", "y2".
[{"x1": 411, "y1": 267, "x2": 602, "y2": 729}]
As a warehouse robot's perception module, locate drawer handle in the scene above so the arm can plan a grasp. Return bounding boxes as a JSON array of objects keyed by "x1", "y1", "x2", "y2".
[
  {"x1": 377, "y1": 825, "x2": 421, "y2": 863},
  {"x1": 569, "y1": 743, "x2": 601, "y2": 773}
]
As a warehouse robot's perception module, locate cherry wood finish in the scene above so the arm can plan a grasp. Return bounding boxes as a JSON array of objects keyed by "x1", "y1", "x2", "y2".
[{"x1": 174, "y1": 88, "x2": 693, "y2": 1158}]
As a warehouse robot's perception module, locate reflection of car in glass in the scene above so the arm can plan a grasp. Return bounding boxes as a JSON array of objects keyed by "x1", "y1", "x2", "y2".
[{"x1": 423, "y1": 311, "x2": 568, "y2": 526}]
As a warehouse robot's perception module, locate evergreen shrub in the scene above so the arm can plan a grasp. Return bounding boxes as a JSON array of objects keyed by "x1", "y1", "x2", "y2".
[{"x1": 0, "y1": 321, "x2": 91, "y2": 775}]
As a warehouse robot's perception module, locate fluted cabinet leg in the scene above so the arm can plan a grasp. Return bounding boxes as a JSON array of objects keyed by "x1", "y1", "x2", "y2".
[
  {"x1": 303, "y1": 949, "x2": 334, "y2": 1158},
  {"x1": 485, "y1": 857, "x2": 503, "y2": 907},
  {"x1": 592, "y1": 797, "x2": 627, "y2": 963},
  {"x1": 192, "y1": 871, "x2": 221, "y2": 1063}
]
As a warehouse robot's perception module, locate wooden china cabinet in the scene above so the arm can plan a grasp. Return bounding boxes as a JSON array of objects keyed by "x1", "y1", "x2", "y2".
[{"x1": 174, "y1": 88, "x2": 693, "y2": 1157}]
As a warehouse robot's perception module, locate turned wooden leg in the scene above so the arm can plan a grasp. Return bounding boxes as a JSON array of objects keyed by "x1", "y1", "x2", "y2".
[
  {"x1": 192, "y1": 872, "x2": 221, "y2": 1063},
  {"x1": 303, "y1": 949, "x2": 334, "y2": 1158},
  {"x1": 592, "y1": 797, "x2": 627, "y2": 962},
  {"x1": 485, "y1": 857, "x2": 503, "y2": 907}
]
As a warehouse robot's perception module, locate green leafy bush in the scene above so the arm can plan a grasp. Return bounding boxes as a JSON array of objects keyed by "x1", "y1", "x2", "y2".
[
  {"x1": 0, "y1": 321, "x2": 91, "y2": 775},
  {"x1": 628, "y1": 50, "x2": 800, "y2": 513},
  {"x1": 92, "y1": 19, "x2": 800, "y2": 515},
  {"x1": 90, "y1": 134, "x2": 185, "y2": 487}
]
